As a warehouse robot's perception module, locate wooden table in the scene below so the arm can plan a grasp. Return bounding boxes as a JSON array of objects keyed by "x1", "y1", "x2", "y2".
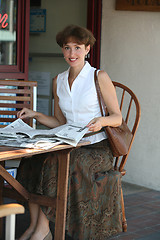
[{"x1": 0, "y1": 142, "x2": 89, "y2": 240}]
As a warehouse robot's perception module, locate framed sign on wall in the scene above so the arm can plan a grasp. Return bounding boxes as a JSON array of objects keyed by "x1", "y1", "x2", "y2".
[
  {"x1": 116, "y1": 0, "x2": 160, "y2": 11},
  {"x1": 30, "y1": 9, "x2": 46, "y2": 33}
]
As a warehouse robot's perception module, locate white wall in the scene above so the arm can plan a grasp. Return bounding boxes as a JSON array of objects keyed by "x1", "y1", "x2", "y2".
[{"x1": 101, "y1": 0, "x2": 160, "y2": 190}]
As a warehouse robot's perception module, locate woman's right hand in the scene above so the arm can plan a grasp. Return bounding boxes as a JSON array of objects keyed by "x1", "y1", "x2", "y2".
[{"x1": 17, "y1": 108, "x2": 36, "y2": 120}]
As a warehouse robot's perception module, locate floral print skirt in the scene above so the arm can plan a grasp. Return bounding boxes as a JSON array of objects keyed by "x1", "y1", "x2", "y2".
[{"x1": 17, "y1": 139, "x2": 122, "y2": 239}]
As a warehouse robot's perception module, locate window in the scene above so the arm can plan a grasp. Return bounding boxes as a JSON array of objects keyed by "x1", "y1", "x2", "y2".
[
  {"x1": 0, "y1": 0, "x2": 17, "y2": 65},
  {"x1": 0, "y1": 0, "x2": 30, "y2": 80}
]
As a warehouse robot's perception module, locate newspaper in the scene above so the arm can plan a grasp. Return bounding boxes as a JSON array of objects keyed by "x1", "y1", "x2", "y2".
[{"x1": 0, "y1": 119, "x2": 89, "y2": 149}]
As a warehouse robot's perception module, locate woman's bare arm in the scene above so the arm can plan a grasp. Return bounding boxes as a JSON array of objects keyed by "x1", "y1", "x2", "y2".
[
  {"x1": 87, "y1": 70, "x2": 122, "y2": 132},
  {"x1": 17, "y1": 77, "x2": 66, "y2": 128}
]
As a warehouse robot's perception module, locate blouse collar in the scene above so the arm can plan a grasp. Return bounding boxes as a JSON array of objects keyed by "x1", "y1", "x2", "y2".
[{"x1": 66, "y1": 61, "x2": 92, "y2": 80}]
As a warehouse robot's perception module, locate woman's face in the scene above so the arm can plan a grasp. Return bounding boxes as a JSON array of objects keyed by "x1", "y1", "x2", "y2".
[{"x1": 62, "y1": 41, "x2": 90, "y2": 68}]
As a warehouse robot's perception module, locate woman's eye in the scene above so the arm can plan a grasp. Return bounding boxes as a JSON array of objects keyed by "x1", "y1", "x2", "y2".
[
  {"x1": 75, "y1": 46, "x2": 80, "y2": 50},
  {"x1": 64, "y1": 46, "x2": 69, "y2": 50}
]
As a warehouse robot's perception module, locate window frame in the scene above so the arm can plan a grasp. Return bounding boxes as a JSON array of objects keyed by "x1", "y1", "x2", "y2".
[
  {"x1": 0, "y1": 0, "x2": 30, "y2": 80},
  {"x1": 87, "y1": 0, "x2": 102, "y2": 69}
]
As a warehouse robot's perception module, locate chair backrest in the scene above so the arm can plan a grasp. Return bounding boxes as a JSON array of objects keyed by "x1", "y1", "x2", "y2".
[
  {"x1": 112, "y1": 81, "x2": 141, "y2": 173},
  {"x1": 0, "y1": 80, "x2": 37, "y2": 128}
]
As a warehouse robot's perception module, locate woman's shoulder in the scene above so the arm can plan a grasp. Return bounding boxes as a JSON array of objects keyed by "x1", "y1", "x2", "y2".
[
  {"x1": 97, "y1": 70, "x2": 112, "y2": 85},
  {"x1": 58, "y1": 69, "x2": 69, "y2": 79},
  {"x1": 53, "y1": 69, "x2": 68, "y2": 85}
]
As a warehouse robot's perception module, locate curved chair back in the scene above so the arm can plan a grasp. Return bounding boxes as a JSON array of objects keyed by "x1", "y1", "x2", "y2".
[
  {"x1": 112, "y1": 81, "x2": 141, "y2": 232},
  {"x1": 112, "y1": 81, "x2": 141, "y2": 173}
]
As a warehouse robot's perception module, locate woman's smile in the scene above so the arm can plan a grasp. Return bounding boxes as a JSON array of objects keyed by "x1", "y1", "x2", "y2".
[{"x1": 69, "y1": 58, "x2": 77, "y2": 62}]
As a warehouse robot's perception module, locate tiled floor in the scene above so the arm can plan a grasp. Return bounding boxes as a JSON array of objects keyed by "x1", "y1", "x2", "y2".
[
  {"x1": 108, "y1": 182, "x2": 160, "y2": 240},
  {"x1": 2, "y1": 182, "x2": 160, "y2": 240}
]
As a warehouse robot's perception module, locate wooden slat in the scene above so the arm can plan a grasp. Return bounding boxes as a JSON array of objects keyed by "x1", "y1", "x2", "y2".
[
  {"x1": 114, "y1": 156, "x2": 120, "y2": 170},
  {"x1": 0, "y1": 164, "x2": 30, "y2": 201},
  {"x1": 120, "y1": 89, "x2": 125, "y2": 111},
  {"x1": 29, "y1": 193, "x2": 56, "y2": 207},
  {"x1": 0, "y1": 103, "x2": 30, "y2": 108},
  {"x1": 3, "y1": 187, "x2": 28, "y2": 202},
  {"x1": 125, "y1": 98, "x2": 133, "y2": 123},
  {"x1": 0, "y1": 96, "x2": 31, "y2": 101},
  {"x1": 0, "y1": 118, "x2": 17, "y2": 123},
  {"x1": 0, "y1": 80, "x2": 37, "y2": 87},
  {"x1": 3, "y1": 187, "x2": 56, "y2": 208},
  {"x1": 0, "y1": 89, "x2": 32, "y2": 94},
  {"x1": 0, "y1": 111, "x2": 18, "y2": 115}
]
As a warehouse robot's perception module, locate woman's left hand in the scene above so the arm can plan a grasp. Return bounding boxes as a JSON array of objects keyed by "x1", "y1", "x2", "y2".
[{"x1": 86, "y1": 117, "x2": 103, "y2": 132}]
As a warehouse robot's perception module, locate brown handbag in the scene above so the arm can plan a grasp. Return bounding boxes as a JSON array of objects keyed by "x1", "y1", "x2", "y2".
[{"x1": 94, "y1": 70, "x2": 133, "y2": 157}]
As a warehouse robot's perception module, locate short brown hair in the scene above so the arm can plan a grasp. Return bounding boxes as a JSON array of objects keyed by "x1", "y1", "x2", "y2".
[{"x1": 56, "y1": 25, "x2": 96, "y2": 48}]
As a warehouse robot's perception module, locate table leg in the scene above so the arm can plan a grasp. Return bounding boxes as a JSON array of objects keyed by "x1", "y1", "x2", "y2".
[{"x1": 54, "y1": 150, "x2": 70, "y2": 240}]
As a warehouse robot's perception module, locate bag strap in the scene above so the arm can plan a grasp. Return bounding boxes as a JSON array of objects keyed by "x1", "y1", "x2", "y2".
[
  {"x1": 84, "y1": 70, "x2": 107, "y2": 138},
  {"x1": 94, "y1": 70, "x2": 109, "y2": 117}
]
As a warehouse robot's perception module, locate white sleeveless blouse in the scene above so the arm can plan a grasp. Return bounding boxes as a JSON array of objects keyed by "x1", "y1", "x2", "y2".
[{"x1": 56, "y1": 61, "x2": 107, "y2": 144}]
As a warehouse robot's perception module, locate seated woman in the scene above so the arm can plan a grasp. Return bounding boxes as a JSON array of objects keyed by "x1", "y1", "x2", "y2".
[{"x1": 17, "y1": 24, "x2": 122, "y2": 240}]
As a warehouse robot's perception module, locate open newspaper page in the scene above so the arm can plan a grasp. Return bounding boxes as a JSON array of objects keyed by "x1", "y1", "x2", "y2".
[{"x1": 0, "y1": 119, "x2": 89, "y2": 148}]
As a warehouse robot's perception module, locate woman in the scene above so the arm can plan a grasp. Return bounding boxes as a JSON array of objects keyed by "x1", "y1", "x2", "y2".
[{"x1": 17, "y1": 24, "x2": 122, "y2": 240}]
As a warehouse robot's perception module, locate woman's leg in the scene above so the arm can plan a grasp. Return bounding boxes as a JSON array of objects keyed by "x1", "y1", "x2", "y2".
[
  {"x1": 30, "y1": 208, "x2": 50, "y2": 240},
  {"x1": 19, "y1": 202, "x2": 39, "y2": 240},
  {"x1": 17, "y1": 153, "x2": 54, "y2": 240}
]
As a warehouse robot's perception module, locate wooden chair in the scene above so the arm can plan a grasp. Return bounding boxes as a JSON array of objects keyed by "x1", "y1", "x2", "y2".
[
  {"x1": 0, "y1": 80, "x2": 37, "y2": 128},
  {"x1": 112, "y1": 81, "x2": 141, "y2": 232},
  {"x1": 0, "y1": 80, "x2": 37, "y2": 238},
  {"x1": 0, "y1": 79, "x2": 37, "y2": 185},
  {"x1": 0, "y1": 203, "x2": 25, "y2": 240},
  {"x1": 0, "y1": 79, "x2": 37, "y2": 182}
]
